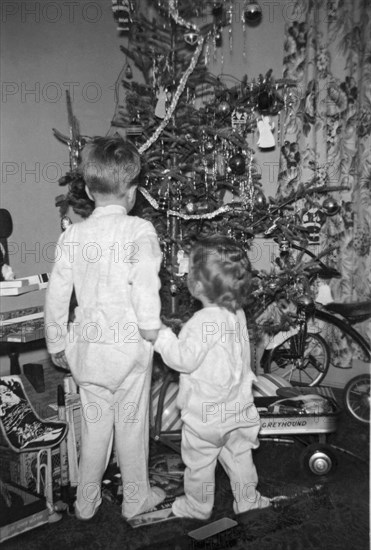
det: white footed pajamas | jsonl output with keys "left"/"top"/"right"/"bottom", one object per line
{"left": 45, "top": 205, "right": 163, "bottom": 519}
{"left": 76, "top": 366, "right": 161, "bottom": 519}
{"left": 155, "top": 307, "right": 270, "bottom": 519}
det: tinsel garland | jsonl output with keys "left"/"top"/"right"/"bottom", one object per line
{"left": 167, "top": 0, "right": 198, "bottom": 31}
{"left": 138, "top": 1, "right": 204, "bottom": 153}
{"left": 139, "top": 186, "right": 236, "bottom": 219}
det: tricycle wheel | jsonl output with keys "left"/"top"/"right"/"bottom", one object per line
{"left": 343, "top": 374, "right": 370, "bottom": 425}
{"left": 300, "top": 443, "right": 337, "bottom": 476}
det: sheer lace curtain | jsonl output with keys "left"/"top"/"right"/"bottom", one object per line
{"left": 277, "top": 0, "right": 371, "bottom": 368}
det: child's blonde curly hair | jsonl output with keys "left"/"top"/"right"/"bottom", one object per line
{"left": 189, "top": 235, "right": 252, "bottom": 313}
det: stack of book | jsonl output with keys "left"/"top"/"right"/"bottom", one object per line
{"left": 0, "top": 274, "right": 50, "bottom": 297}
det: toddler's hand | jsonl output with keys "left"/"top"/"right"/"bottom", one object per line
{"left": 51, "top": 351, "right": 70, "bottom": 371}
{"left": 139, "top": 328, "right": 159, "bottom": 344}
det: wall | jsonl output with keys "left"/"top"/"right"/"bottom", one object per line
{"left": 0, "top": 0, "right": 127, "bottom": 371}
{"left": 0, "top": 1, "right": 290, "bottom": 373}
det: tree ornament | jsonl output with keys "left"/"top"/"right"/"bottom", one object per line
{"left": 267, "top": 277, "right": 278, "bottom": 290}
{"left": 322, "top": 197, "right": 340, "bottom": 216}
{"left": 215, "top": 27, "right": 223, "bottom": 47}
{"left": 185, "top": 202, "right": 196, "bottom": 214}
{"left": 257, "top": 116, "right": 275, "bottom": 148}
{"left": 254, "top": 191, "right": 266, "bottom": 208}
{"left": 229, "top": 153, "right": 245, "bottom": 175}
{"left": 204, "top": 139, "right": 214, "bottom": 152}
{"left": 124, "top": 63, "right": 133, "bottom": 79}
{"left": 155, "top": 87, "right": 168, "bottom": 119}
{"left": 296, "top": 293, "right": 315, "bottom": 316}
{"left": 170, "top": 281, "right": 178, "bottom": 295}
{"left": 217, "top": 100, "right": 230, "bottom": 115}
{"left": 176, "top": 249, "right": 189, "bottom": 276}
{"left": 300, "top": 207, "right": 326, "bottom": 245}
{"left": 243, "top": 0, "right": 262, "bottom": 24}
{"left": 279, "top": 237, "right": 290, "bottom": 256}
{"left": 184, "top": 31, "right": 199, "bottom": 46}
{"left": 112, "top": 0, "right": 133, "bottom": 33}
{"left": 257, "top": 90, "right": 273, "bottom": 112}
{"left": 231, "top": 109, "right": 248, "bottom": 131}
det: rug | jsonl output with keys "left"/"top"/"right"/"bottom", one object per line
{"left": 1, "top": 397, "right": 369, "bottom": 550}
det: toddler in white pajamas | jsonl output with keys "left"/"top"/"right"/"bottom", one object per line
{"left": 155, "top": 235, "right": 270, "bottom": 520}
{"left": 45, "top": 136, "right": 165, "bottom": 520}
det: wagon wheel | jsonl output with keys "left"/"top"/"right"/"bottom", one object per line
{"left": 300, "top": 443, "right": 337, "bottom": 476}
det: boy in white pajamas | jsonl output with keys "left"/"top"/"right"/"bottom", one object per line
{"left": 155, "top": 235, "right": 270, "bottom": 520}
{"left": 45, "top": 136, "right": 165, "bottom": 520}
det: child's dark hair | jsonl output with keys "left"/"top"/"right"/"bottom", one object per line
{"left": 190, "top": 235, "right": 252, "bottom": 312}
{"left": 80, "top": 136, "right": 140, "bottom": 196}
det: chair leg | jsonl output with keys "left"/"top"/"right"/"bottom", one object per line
{"left": 36, "top": 449, "right": 62, "bottom": 523}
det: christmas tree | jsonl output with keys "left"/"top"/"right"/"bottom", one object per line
{"left": 55, "top": 0, "right": 346, "bottom": 331}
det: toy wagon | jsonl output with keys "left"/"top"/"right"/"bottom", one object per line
{"left": 150, "top": 372, "right": 340, "bottom": 476}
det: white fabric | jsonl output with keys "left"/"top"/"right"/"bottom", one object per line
{"left": 75, "top": 371, "right": 165, "bottom": 519}
{"left": 155, "top": 307, "right": 269, "bottom": 519}
{"left": 45, "top": 205, "right": 162, "bottom": 392}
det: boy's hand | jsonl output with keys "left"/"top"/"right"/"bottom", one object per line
{"left": 139, "top": 328, "right": 159, "bottom": 344}
{"left": 51, "top": 351, "right": 70, "bottom": 371}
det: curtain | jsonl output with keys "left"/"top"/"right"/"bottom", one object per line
{"left": 277, "top": 0, "right": 371, "bottom": 368}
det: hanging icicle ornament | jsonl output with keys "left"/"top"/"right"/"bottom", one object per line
{"left": 214, "top": 25, "right": 222, "bottom": 47}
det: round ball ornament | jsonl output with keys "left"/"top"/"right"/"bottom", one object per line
{"left": 243, "top": 1, "right": 262, "bottom": 23}
{"left": 322, "top": 197, "right": 340, "bottom": 216}
{"left": 217, "top": 100, "right": 230, "bottom": 115}
{"left": 229, "top": 153, "right": 246, "bottom": 175}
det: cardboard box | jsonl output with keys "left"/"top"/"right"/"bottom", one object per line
{"left": 0, "top": 481, "right": 48, "bottom": 543}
